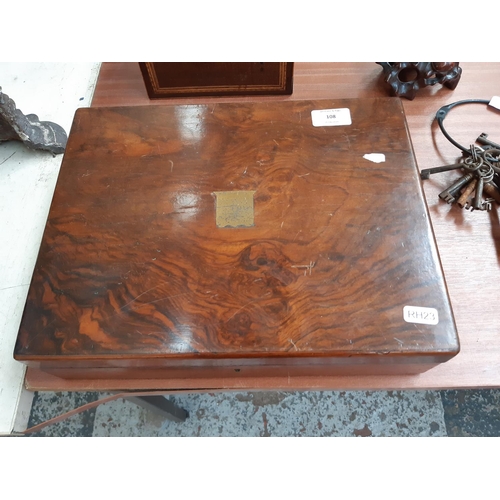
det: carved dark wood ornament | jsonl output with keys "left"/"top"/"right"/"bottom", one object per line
{"left": 377, "top": 63, "right": 462, "bottom": 100}
{"left": 0, "top": 87, "right": 67, "bottom": 154}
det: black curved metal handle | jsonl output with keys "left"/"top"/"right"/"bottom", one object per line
{"left": 435, "top": 99, "right": 490, "bottom": 154}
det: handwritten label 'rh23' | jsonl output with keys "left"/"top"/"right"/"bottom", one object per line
{"left": 403, "top": 306, "right": 439, "bottom": 325}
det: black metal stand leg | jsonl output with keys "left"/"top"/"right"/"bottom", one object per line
{"left": 124, "top": 395, "right": 188, "bottom": 422}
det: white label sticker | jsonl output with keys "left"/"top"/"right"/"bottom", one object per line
{"left": 363, "top": 153, "right": 386, "bottom": 163}
{"left": 403, "top": 306, "right": 439, "bottom": 325}
{"left": 311, "top": 108, "right": 351, "bottom": 127}
{"left": 489, "top": 96, "right": 500, "bottom": 110}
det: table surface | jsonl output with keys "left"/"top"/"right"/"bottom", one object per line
{"left": 25, "top": 62, "right": 500, "bottom": 392}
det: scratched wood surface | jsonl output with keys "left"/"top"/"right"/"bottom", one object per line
{"left": 24, "top": 62, "right": 500, "bottom": 390}
{"left": 15, "top": 97, "right": 459, "bottom": 379}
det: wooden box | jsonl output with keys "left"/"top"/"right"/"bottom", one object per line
{"left": 14, "top": 98, "right": 460, "bottom": 381}
{"left": 139, "top": 62, "right": 293, "bottom": 98}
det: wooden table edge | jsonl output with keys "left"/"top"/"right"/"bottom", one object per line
{"left": 25, "top": 366, "right": 487, "bottom": 393}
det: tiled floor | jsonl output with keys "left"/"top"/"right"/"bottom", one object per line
{"left": 25, "top": 389, "right": 500, "bottom": 437}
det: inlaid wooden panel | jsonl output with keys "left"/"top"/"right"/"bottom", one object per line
{"left": 15, "top": 98, "right": 459, "bottom": 379}
{"left": 139, "top": 62, "right": 294, "bottom": 98}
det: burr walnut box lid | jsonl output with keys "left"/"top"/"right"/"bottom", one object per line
{"left": 14, "top": 98, "right": 460, "bottom": 379}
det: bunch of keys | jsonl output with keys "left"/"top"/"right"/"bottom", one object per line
{"left": 420, "top": 144, "right": 500, "bottom": 211}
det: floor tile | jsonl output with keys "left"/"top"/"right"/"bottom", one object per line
{"left": 441, "top": 389, "right": 500, "bottom": 437}
{"left": 26, "top": 391, "right": 99, "bottom": 437}
{"left": 92, "top": 390, "right": 446, "bottom": 437}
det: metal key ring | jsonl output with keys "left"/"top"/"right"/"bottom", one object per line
{"left": 435, "top": 99, "right": 491, "bottom": 154}
{"left": 481, "top": 148, "right": 500, "bottom": 173}
{"left": 463, "top": 156, "right": 483, "bottom": 171}
{"left": 478, "top": 164, "right": 495, "bottom": 183}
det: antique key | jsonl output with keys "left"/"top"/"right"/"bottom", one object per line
{"left": 477, "top": 133, "right": 500, "bottom": 150}
{"left": 438, "top": 172, "right": 475, "bottom": 204}
{"left": 420, "top": 154, "right": 482, "bottom": 180}
{"left": 483, "top": 182, "right": 500, "bottom": 204}
{"left": 470, "top": 163, "right": 495, "bottom": 211}
{"left": 457, "top": 178, "right": 477, "bottom": 208}
{"left": 422, "top": 143, "right": 500, "bottom": 211}
{"left": 473, "top": 174, "right": 485, "bottom": 210}
{"left": 420, "top": 161, "right": 465, "bottom": 180}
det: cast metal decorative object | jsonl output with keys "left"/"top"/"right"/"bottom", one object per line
{"left": 0, "top": 86, "right": 67, "bottom": 154}
{"left": 377, "top": 63, "right": 462, "bottom": 100}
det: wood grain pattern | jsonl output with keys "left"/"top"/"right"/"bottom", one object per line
{"left": 15, "top": 97, "right": 458, "bottom": 379}
{"left": 91, "top": 62, "right": 385, "bottom": 108}
{"left": 22, "top": 62, "right": 500, "bottom": 390}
